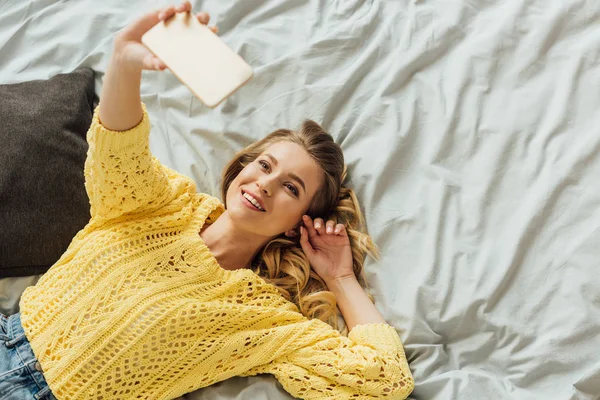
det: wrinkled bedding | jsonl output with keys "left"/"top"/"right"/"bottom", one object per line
{"left": 1, "top": 0, "right": 599, "bottom": 399}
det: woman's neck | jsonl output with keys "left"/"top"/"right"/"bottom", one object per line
{"left": 199, "top": 211, "right": 268, "bottom": 271}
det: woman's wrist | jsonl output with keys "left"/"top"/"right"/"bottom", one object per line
{"left": 326, "top": 275, "right": 358, "bottom": 295}
{"left": 110, "top": 41, "right": 143, "bottom": 73}
{"left": 327, "top": 276, "right": 387, "bottom": 332}
{"left": 98, "top": 47, "right": 144, "bottom": 131}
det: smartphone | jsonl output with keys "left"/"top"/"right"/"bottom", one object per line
{"left": 141, "top": 11, "right": 253, "bottom": 108}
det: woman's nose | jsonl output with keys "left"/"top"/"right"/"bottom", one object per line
{"left": 256, "top": 181, "right": 270, "bottom": 196}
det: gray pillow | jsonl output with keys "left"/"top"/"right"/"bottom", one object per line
{"left": 0, "top": 67, "right": 98, "bottom": 278}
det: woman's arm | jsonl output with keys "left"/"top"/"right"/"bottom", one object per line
{"left": 328, "top": 276, "right": 387, "bottom": 332}
{"left": 97, "top": 4, "right": 168, "bottom": 132}
{"left": 98, "top": 50, "right": 144, "bottom": 132}
{"left": 297, "top": 215, "right": 391, "bottom": 331}
{"left": 84, "top": 3, "right": 218, "bottom": 222}
{"left": 98, "top": 1, "right": 217, "bottom": 131}
{"left": 239, "top": 316, "right": 414, "bottom": 399}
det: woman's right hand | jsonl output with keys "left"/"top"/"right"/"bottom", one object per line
{"left": 113, "top": 1, "right": 218, "bottom": 71}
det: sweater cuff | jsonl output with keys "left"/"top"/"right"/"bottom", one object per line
{"left": 348, "top": 323, "right": 405, "bottom": 356}
{"left": 88, "top": 102, "right": 151, "bottom": 153}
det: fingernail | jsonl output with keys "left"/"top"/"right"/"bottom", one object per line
{"left": 315, "top": 222, "right": 321, "bottom": 229}
{"left": 158, "top": 12, "right": 164, "bottom": 19}
{"left": 300, "top": 227, "right": 304, "bottom": 235}
{"left": 303, "top": 215, "right": 308, "bottom": 220}
{"left": 327, "top": 227, "right": 332, "bottom": 233}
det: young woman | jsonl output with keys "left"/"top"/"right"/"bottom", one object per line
{"left": 0, "top": 2, "right": 414, "bottom": 399}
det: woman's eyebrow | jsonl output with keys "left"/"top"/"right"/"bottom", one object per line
{"left": 264, "top": 153, "right": 306, "bottom": 194}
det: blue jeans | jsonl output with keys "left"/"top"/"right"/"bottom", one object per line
{"left": 0, "top": 312, "right": 57, "bottom": 400}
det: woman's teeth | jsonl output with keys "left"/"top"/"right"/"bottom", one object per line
{"left": 243, "top": 192, "right": 264, "bottom": 211}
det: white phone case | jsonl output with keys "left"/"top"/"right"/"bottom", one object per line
{"left": 141, "top": 12, "right": 253, "bottom": 108}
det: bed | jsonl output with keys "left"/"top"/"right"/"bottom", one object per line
{"left": 1, "top": 0, "right": 599, "bottom": 399}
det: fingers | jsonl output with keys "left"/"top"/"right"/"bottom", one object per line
{"left": 196, "top": 11, "right": 210, "bottom": 24}
{"left": 144, "top": 54, "right": 167, "bottom": 71}
{"left": 326, "top": 220, "right": 335, "bottom": 234}
{"left": 154, "top": 58, "right": 167, "bottom": 70}
{"left": 303, "top": 216, "right": 346, "bottom": 236}
{"left": 177, "top": 1, "right": 192, "bottom": 12}
{"left": 327, "top": 221, "right": 346, "bottom": 235}
{"left": 130, "top": 2, "right": 197, "bottom": 37}
{"left": 195, "top": 12, "right": 218, "bottom": 32}
{"left": 299, "top": 225, "right": 315, "bottom": 256}
{"left": 302, "top": 215, "right": 318, "bottom": 237}
{"left": 158, "top": 2, "right": 195, "bottom": 21}
{"left": 124, "top": 9, "right": 165, "bottom": 36}
{"left": 314, "top": 218, "right": 326, "bottom": 235}
{"left": 157, "top": 6, "right": 175, "bottom": 21}
{"left": 333, "top": 223, "right": 346, "bottom": 235}
{"left": 155, "top": 4, "right": 216, "bottom": 33}
{"left": 326, "top": 220, "right": 346, "bottom": 235}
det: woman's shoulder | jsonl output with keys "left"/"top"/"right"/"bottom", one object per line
{"left": 193, "top": 192, "right": 225, "bottom": 223}
{"left": 242, "top": 272, "right": 302, "bottom": 314}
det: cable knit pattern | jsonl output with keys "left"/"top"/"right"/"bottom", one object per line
{"left": 18, "top": 102, "right": 414, "bottom": 400}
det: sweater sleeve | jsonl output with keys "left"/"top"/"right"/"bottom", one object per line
{"left": 84, "top": 102, "right": 194, "bottom": 222}
{"left": 240, "top": 320, "right": 414, "bottom": 399}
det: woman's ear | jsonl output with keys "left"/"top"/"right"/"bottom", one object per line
{"left": 284, "top": 228, "right": 298, "bottom": 237}
{"left": 284, "top": 219, "right": 305, "bottom": 237}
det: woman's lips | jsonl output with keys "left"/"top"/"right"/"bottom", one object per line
{"left": 240, "top": 191, "right": 264, "bottom": 212}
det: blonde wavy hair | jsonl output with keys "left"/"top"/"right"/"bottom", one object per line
{"left": 221, "top": 120, "right": 380, "bottom": 336}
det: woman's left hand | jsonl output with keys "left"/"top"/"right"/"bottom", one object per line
{"left": 298, "top": 215, "right": 354, "bottom": 286}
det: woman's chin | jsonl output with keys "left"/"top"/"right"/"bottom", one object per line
{"left": 231, "top": 202, "right": 263, "bottom": 220}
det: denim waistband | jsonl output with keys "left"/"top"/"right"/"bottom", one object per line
{"left": 1, "top": 312, "right": 28, "bottom": 348}
{"left": 0, "top": 312, "right": 54, "bottom": 399}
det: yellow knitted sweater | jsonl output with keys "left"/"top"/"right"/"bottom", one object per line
{"left": 18, "top": 102, "right": 414, "bottom": 400}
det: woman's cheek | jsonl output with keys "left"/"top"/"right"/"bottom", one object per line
{"left": 272, "top": 196, "right": 292, "bottom": 216}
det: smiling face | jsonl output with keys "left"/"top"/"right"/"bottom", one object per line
{"left": 226, "top": 141, "right": 324, "bottom": 238}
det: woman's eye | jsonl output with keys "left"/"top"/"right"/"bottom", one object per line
{"left": 285, "top": 183, "right": 299, "bottom": 196}
{"left": 259, "top": 160, "right": 298, "bottom": 197}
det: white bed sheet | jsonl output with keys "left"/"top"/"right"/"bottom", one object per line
{"left": 1, "top": 0, "right": 599, "bottom": 399}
